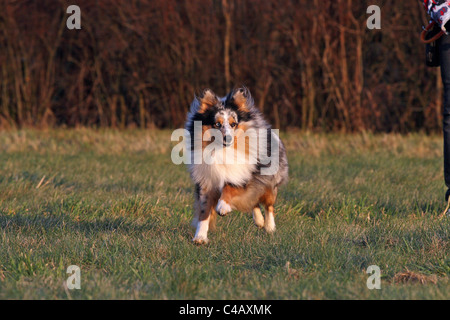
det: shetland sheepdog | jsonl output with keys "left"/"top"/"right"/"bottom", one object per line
{"left": 185, "top": 87, "right": 288, "bottom": 244}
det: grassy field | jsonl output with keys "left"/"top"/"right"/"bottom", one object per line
{"left": 0, "top": 129, "right": 448, "bottom": 299}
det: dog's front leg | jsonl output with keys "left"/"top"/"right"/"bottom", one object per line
{"left": 193, "top": 188, "right": 219, "bottom": 244}
{"left": 216, "top": 184, "right": 238, "bottom": 217}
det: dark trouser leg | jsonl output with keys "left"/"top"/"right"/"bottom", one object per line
{"left": 440, "top": 35, "right": 450, "bottom": 194}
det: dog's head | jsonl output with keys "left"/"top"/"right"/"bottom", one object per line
{"left": 195, "top": 87, "right": 253, "bottom": 147}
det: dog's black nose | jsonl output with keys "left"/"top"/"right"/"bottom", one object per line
{"left": 224, "top": 135, "right": 233, "bottom": 144}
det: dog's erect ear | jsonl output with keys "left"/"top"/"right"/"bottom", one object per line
{"left": 198, "top": 89, "right": 219, "bottom": 114}
{"left": 232, "top": 87, "right": 253, "bottom": 112}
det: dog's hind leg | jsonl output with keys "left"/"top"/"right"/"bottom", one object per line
{"left": 260, "top": 187, "right": 277, "bottom": 233}
{"left": 252, "top": 205, "right": 265, "bottom": 228}
{"left": 209, "top": 206, "right": 218, "bottom": 232}
{"left": 264, "top": 205, "right": 276, "bottom": 233}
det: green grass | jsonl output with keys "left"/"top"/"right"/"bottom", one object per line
{"left": 0, "top": 129, "right": 448, "bottom": 299}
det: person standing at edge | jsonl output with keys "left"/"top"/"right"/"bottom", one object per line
{"left": 422, "top": 0, "right": 450, "bottom": 216}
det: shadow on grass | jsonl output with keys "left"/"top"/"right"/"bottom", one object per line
{"left": 0, "top": 213, "right": 158, "bottom": 235}
{"left": 291, "top": 197, "right": 444, "bottom": 220}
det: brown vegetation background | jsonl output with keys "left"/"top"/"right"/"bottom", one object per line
{"left": 0, "top": 0, "right": 441, "bottom": 132}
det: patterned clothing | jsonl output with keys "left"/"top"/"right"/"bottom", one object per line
{"left": 423, "top": 0, "right": 450, "bottom": 31}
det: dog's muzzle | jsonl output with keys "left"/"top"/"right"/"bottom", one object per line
{"left": 223, "top": 134, "right": 233, "bottom": 147}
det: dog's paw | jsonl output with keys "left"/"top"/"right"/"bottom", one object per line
{"left": 216, "top": 199, "right": 232, "bottom": 216}
{"left": 254, "top": 217, "right": 265, "bottom": 229}
{"left": 193, "top": 235, "right": 209, "bottom": 245}
{"left": 252, "top": 208, "right": 265, "bottom": 228}
{"left": 264, "top": 223, "right": 276, "bottom": 234}
{"left": 264, "top": 219, "right": 276, "bottom": 234}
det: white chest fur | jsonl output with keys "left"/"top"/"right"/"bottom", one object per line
{"left": 189, "top": 148, "right": 256, "bottom": 191}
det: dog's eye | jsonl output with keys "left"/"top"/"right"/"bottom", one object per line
{"left": 214, "top": 122, "right": 222, "bottom": 128}
{"left": 230, "top": 123, "right": 237, "bottom": 128}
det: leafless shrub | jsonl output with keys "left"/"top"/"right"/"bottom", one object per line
{"left": 0, "top": 0, "right": 441, "bottom": 132}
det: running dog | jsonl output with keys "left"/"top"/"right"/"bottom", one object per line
{"left": 185, "top": 87, "right": 288, "bottom": 244}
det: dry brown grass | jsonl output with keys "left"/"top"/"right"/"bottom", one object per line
{"left": 0, "top": 129, "right": 443, "bottom": 160}
{"left": 393, "top": 270, "right": 439, "bottom": 285}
